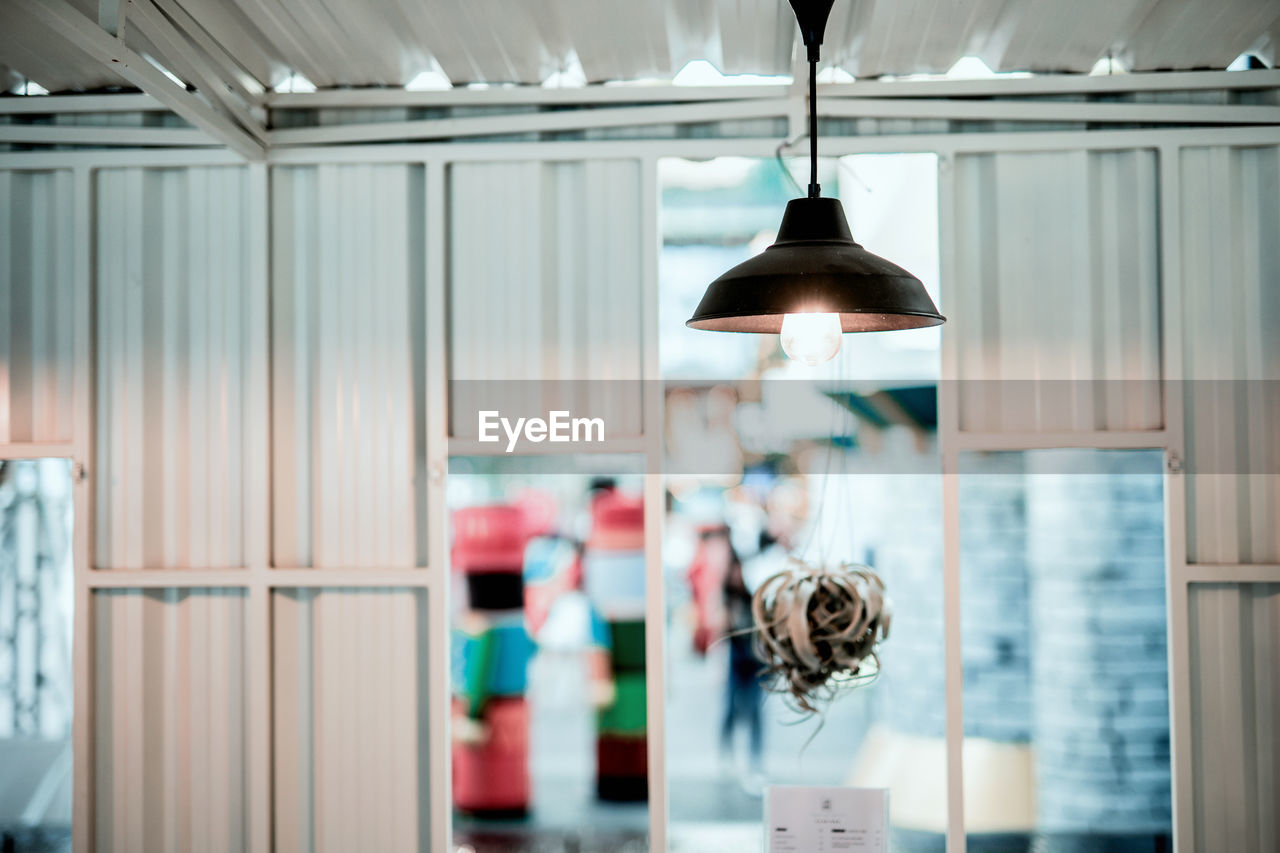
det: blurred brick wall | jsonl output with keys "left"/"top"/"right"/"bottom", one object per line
{"left": 849, "top": 442, "right": 1170, "bottom": 842}
{"left": 1025, "top": 450, "right": 1171, "bottom": 835}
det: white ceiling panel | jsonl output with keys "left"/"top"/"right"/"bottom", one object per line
{"left": 0, "top": 1, "right": 130, "bottom": 92}
{"left": 2, "top": 0, "right": 1277, "bottom": 94}
{"left": 714, "top": 0, "right": 795, "bottom": 75}
{"left": 1121, "top": 0, "right": 1280, "bottom": 71}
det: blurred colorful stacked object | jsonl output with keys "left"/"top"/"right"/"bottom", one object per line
{"left": 583, "top": 490, "right": 648, "bottom": 801}
{"left": 450, "top": 504, "right": 535, "bottom": 815}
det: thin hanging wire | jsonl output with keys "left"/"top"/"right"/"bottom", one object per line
{"left": 776, "top": 136, "right": 806, "bottom": 197}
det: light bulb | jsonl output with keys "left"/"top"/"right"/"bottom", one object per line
{"left": 780, "top": 312, "right": 842, "bottom": 365}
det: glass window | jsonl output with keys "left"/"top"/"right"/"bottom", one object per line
{"left": 661, "top": 154, "right": 947, "bottom": 851}
{"left": 448, "top": 456, "right": 650, "bottom": 851}
{"left": 959, "top": 449, "right": 1171, "bottom": 851}
{"left": 0, "top": 459, "right": 74, "bottom": 853}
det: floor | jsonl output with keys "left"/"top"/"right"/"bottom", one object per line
{"left": 455, "top": 616, "right": 886, "bottom": 851}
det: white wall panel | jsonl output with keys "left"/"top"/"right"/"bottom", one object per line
{"left": 951, "top": 149, "right": 1162, "bottom": 433}
{"left": 1188, "top": 583, "right": 1280, "bottom": 853}
{"left": 0, "top": 169, "right": 75, "bottom": 444}
{"left": 449, "top": 159, "right": 645, "bottom": 438}
{"left": 94, "top": 588, "right": 248, "bottom": 853}
{"left": 95, "top": 166, "right": 266, "bottom": 569}
{"left": 271, "top": 164, "right": 426, "bottom": 568}
{"left": 272, "top": 588, "right": 428, "bottom": 853}
{"left": 1179, "top": 145, "right": 1280, "bottom": 565}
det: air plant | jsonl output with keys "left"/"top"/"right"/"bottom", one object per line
{"left": 750, "top": 559, "right": 891, "bottom": 715}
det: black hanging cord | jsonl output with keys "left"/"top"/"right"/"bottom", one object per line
{"left": 790, "top": 0, "right": 833, "bottom": 197}
{"left": 807, "top": 56, "right": 819, "bottom": 198}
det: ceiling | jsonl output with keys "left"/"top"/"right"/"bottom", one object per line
{"left": 2, "top": 0, "right": 1279, "bottom": 94}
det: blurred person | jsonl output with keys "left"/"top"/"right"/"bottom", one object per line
{"left": 450, "top": 505, "right": 535, "bottom": 816}
{"left": 685, "top": 523, "right": 732, "bottom": 656}
{"left": 719, "top": 534, "right": 767, "bottom": 794}
{"left": 582, "top": 487, "right": 649, "bottom": 802}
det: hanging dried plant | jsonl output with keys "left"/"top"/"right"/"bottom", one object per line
{"left": 750, "top": 559, "right": 891, "bottom": 715}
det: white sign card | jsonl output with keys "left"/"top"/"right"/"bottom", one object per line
{"left": 764, "top": 786, "right": 889, "bottom": 853}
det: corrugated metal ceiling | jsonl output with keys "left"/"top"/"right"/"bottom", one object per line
{"left": 1, "top": 0, "right": 1278, "bottom": 93}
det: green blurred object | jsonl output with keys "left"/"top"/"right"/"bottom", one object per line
{"left": 608, "top": 620, "right": 646, "bottom": 673}
{"left": 598, "top": 672, "right": 647, "bottom": 735}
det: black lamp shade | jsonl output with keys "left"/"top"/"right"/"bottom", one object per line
{"left": 686, "top": 196, "right": 945, "bottom": 333}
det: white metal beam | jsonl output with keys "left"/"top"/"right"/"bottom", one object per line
{"left": 7, "top": 95, "right": 1274, "bottom": 154}
{"left": 267, "top": 95, "right": 1280, "bottom": 148}
{"left": 0, "top": 93, "right": 166, "bottom": 114}
{"left": 952, "top": 429, "right": 1169, "bottom": 451}
{"left": 267, "top": 97, "right": 792, "bottom": 146}
{"left": 824, "top": 68, "right": 1280, "bottom": 98}
{"left": 937, "top": 149, "right": 967, "bottom": 853}
{"left": 244, "top": 161, "right": 271, "bottom": 853}
{"left": 148, "top": 0, "right": 265, "bottom": 104}
{"left": 263, "top": 68, "right": 1280, "bottom": 110}
{"left": 1157, "top": 141, "right": 1195, "bottom": 853}
{"left": 97, "top": 0, "right": 124, "bottom": 38}
{"left": 4, "top": 69, "right": 1276, "bottom": 153}
{"left": 0, "top": 442, "right": 75, "bottom": 459}
{"left": 124, "top": 0, "right": 268, "bottom": 144}
{"left": 266, "top": 83, "right": 787, "bottom": 109}
{"left": 9, "top": 0, "right": 264, "bottom": 159}
{"left": 640, "top": 154, "right": 669, "bottom": 853}
{"left": 83, "top": 568, "right": 436, "bottom": 588}
{"left": 3, "top": 124, "right": 1280, "bottom": 171}
{"left": 0, "top": 124, "right": 212, "bottom": 146}
{"left": 69, "top": 164, "right": 92, "bottom": 853}
{"left": 819, "top": 97, "right": 1280, "bottom": 126}
{"left": 424, "top": 159, "right": 451, "bottom": 853}
{"left": 1176, "top": 563, "right": 1280, "bottom": 584}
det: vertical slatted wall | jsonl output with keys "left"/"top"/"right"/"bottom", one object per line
{"left": 448, "top": 159, "right": 645, "bottom": 438}
{"left": 94, "top": 166, "right": 267, "bottom": 570}
{"left": 271, "top": 164, "right": 427, "bottom": 568}
{"left": 1179, "top": 145, "right": 1280, "bottom": 566}
{"left": 1187, "top": 583, "right": 1280, "bottom": 853}
{"left": 93, "top": 589, "right": 247, "bottom": 853}
{"left": 0, "top": 142, "right": 1271, "bottom": 852}
{"left": 1178, "top": 144, "right": 1280, "bottom": 852}
{"left": 951, "top": 149, "right": 1162, "bottom": 432}
{"left": 0, "top": 169, "right": 75, "bottom": 444}
{"left": 272, "top": 588, "right": 429, "bottom": 853}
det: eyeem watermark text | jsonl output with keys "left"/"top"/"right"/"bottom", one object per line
{"left": 478, "top": 410, "right": 605, "bottom": 453}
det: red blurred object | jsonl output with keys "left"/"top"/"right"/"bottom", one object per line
{"left": 452, "top": 697, "right": 530, "bottom": 814}
{"left": 588, "top": 492, "right": 644, "bottom": 551}
{"left": 597, "top": 734, "right": 648, "bottom": 801}
{"left": 686, "top": 525, "right": 731, "bottom": 655}
{"left": 597, "top": 734, "right": 647, "bottom": 777}
{"left": 514, "top": 488, "right": 559, "bottom": 539}
{"left": 452, "top": 505, "right": 527, "bottom": 573}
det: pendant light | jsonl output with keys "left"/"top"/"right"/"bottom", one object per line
{"left": 686, "top": 0, "right": 945, "bottom": 365}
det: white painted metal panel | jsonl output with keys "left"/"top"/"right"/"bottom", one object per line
{"left": 560, "top": 0, "right": 674, "bottom": 82}
{"left": 825, "top": 0, "right": 1006, "bottom": 78}
{"left": 0, "top": 1, "right": 131, "bottom": 92}
{"left": 1122, "top": 0, "right": 1280, "bottom": 73}
{"left": 271, "top": 164, "right": 426, "bottom": 568}
{"left": 0, "top": 170, "right": 75, "bottom": 445}
{"left": 713, "top": 0, "right": 794, "bottom": 76}
{"left": 93, "top": 588, "right": 248, "bottom": 853}
{"left": 272, "top": 588, "right": 429, "bottom": 853}
{"left": 1179, "top": 145, "right": 1280, "bottom": 566}
{"left": 4, "top": 0, "right": 1280, "bottom": 92}
{"left": 448, "top": 159, "right": 645, "bottom": 438}
{"left": 1187, "top": 582, "right": 1280, "bottom": 853}
{"left": 951, "top": 149, "right": 1162, "bottom": 433}
{"left": 94, "top": 166, "right": 266, "bottom": 569}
